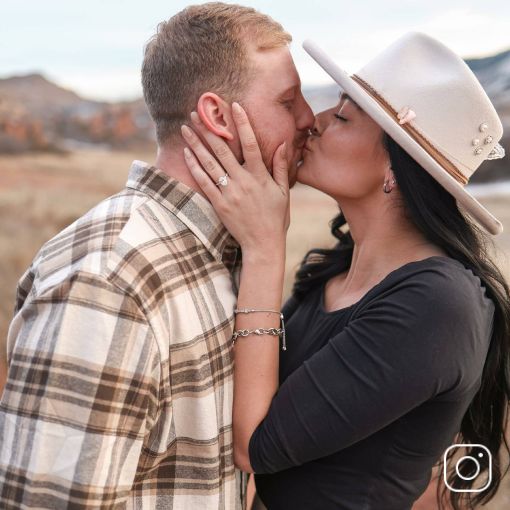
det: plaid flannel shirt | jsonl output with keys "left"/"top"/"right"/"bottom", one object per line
{"left": 0, "top": 160, "right": 248, "bottom": 509}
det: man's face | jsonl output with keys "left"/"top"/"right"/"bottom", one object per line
{"left": 240, "top": 45, "right": 314, "bottom": 188}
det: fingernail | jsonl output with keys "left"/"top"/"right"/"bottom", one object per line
{"left": 190, "top": 111, "right": 201, "bottom": 125}
{"left": 183, "top": 147, "right": 191, "bottom": 159}
{"left": 232, "top": 102, "right": 242, "bottom": 113}
{"left": 181, "top": 125, "right": 193, "bottom": 138}
{"left": 281, "top": 142, "right": 287, "bottom": 158}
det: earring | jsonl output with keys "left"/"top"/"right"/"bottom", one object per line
{"left": 383, "top": 181, "right": 392, "bottom": 194}
{"left": 387, "top": 165, "right": 396, "bottom": 186}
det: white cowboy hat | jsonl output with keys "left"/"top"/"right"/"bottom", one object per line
{"left": 303, "top": 32, "right": 505, "bottom": 236}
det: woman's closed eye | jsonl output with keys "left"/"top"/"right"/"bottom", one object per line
{"left": 334, "top": 113, "right": 348, "bottom": 122}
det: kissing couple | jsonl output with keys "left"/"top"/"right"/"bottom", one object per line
{"left": 1, "top": 3, "right": 509, "bottom": 510}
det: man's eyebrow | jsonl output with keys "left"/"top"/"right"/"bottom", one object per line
{"left": 278, "top": 84, "right": 299, "bottom": 97}
{"left": 339, "top": 91, "right": 361, "bottom": 110}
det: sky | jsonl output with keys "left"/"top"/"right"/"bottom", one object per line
{"left": 2, "top": 0, "right": 510, "bottom": 102}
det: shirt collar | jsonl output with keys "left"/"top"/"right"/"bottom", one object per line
{"left": 126, "top": 160, "right": 239, "bottom": 263}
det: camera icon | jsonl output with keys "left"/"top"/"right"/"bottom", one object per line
{"left": 443, "top": 444, "right": 492, "bottom": 493}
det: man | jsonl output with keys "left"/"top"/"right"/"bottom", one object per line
{"left": 0, "top": 3, "right": 313, "bottom": 509}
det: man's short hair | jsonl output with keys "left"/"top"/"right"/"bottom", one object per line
{"left": 142, "top": 2, "right": 292, "bottom": 145}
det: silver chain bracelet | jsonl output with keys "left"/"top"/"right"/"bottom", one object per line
{"left": 232, "top": 327, "right": 283, "bottom": 342}
{"left": 233, "top": 308, "right": 287, "bottom": 351}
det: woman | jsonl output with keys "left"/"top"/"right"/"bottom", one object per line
{"left": 181, "top": 33, "right": 510, "bottom": 510}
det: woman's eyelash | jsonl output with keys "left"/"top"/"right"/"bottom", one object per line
{"left": 334, "top": 113, "right": 347, "bottom": 121}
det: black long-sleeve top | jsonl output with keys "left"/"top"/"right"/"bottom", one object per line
{"left": 249, "top": 256, "right": 495, "bottom": 509}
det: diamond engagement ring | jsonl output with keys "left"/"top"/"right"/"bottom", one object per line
{"left": 215, "top": 174, "right": 229, "bottom": 187}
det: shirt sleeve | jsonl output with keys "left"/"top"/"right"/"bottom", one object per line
{"left": 0, "top": 272, "right": 161, "bottom": 509}
{"left": 249, "top": 273, "right": 474, "bottom": 474}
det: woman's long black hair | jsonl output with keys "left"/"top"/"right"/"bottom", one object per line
{"left": 292, "top": 133, "right": 510, "bottom": 510}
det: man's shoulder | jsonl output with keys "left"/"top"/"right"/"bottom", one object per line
{"left": 34, "top": 188, "right": 141, "bottom": 274}
{"left": 27, "top": 187, "right": 197, "bottom": 299}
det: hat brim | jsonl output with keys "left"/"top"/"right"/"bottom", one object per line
{"left": 303, "top": 39, "right": 503, "bottom": 236}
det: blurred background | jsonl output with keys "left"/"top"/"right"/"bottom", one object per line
{"left": 1, "top": 1, "right": 509, "bottom": 508}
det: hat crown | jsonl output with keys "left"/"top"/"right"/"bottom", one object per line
{"left": 356, "top": 32, "right": 503, "bottom": 180}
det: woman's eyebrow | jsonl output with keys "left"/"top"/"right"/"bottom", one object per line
{"left": 339, "top": 91, "right": 361, "bottom": 110}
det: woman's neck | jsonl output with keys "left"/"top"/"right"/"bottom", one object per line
{"left": 339, "top": 200, "right": 448, "bottom": 293}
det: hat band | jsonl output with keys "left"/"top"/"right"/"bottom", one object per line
{"left": 352, "top": 74, "right": 469, "bottom": 186}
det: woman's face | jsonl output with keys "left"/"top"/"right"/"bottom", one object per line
{"left": 297, "top": 93, "right": 390, "bottom": 201}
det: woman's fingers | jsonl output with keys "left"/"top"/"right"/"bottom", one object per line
{"left": 231, "top": 102, "right": 265, "bottom": 174}
{"left": 189, "top": 112, "right": 243, "bottom": 179}
{"left": 272, "top": 142, "right": 291, "bottom": 231}
{"left": 272, "top": 142, "right": 290, "bottom": 193}
{"left": 181, "top": 124, "right": 228, "bottom": 185}
{"left": 183, "top": 147, "right": 223, "bottom": 206}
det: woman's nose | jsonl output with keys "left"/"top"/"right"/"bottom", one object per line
{"left": 313, "top": 107, "right": 336, "bottom": 135}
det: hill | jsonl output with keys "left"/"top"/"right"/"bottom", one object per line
{"left": 1, "top": 46, "right": 509, "bottom": 181}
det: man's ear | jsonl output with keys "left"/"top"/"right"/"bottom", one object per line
{"left": 196, "top": 93, "right": 235, "bottom": 141}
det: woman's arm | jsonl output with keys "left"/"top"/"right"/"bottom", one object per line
{"left": 231, "top": 246, "right": 285, "bottom": 472}
{"left": 181, "top": 103, "right": 289, "bottom": 472}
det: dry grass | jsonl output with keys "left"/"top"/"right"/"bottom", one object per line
{"left": 0, "top": 150, "right": 509, "bottom": 508}
{"left": 1, "top": 149, "right": 509, "bottom": 362}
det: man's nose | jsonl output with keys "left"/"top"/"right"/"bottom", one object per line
{"left": 296, "top": 97, "right": 315, "bottom": 131}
